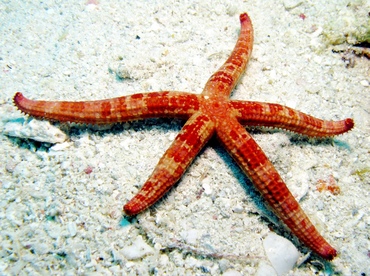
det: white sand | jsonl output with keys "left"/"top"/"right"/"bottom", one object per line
{"left": 1, "top": 0, "right": 369, "bottom": 275}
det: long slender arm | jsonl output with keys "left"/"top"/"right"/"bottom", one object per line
{"left": 13, "top": 92, "right": 200, "bottom": 124}
{"left": 124, "top": 112, "right": 215, "bottom": 215}
{"left": 202, "top": 13, "right": 254, "bottom": 98}
{"left": 230, "top": 101, "right": 354, "bottom": 137}
{"left": 216, "top": 115, "right": 337, "bottom": 260}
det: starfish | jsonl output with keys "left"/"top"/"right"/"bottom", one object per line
{"left": 13, "top": 13, "right": 353, "bottom": 260}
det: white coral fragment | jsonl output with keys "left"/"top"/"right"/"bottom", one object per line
{"left": 3, "top": 118, "right": 67, "bottom": 143}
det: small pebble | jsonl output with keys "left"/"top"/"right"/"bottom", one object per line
{"left": 263, "top": 232, "right": 299, "bottom": 276}
{"left": 67, "top": 221, "right": 77, "bottom": 237}
{"left": 121, "top": 236, "right": 154, "bottom": 260}
{"left": 360, "top": 79, "right": 369, "bottom": 87}
{"left": 283, "top": 0, "right": 303, "bottom": 10}
{"left": 4, "top": 118, "right": 67, "bottom": 143}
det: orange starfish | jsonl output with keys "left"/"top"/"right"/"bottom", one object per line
{"left": 13, "top": 13, "right": 353, "bottom": 260}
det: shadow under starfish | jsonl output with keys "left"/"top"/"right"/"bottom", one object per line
{"left": 13, "top": 13, "right": 354, "bottom": 260}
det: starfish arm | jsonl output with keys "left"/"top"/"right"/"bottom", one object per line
{"left": 202, "top": 13, "right": 253, "bottom": 98}
{"left": 13, "top": 92, "right": 200, "bottom": 124}
{"left": 124, "top": 112, "right": 215, "bottom": 216}
{"left": 230, "top": 101, "right": 354, "bottom": 137}
{"left": 216, "top": 116, "right": 337, "bottom": 260}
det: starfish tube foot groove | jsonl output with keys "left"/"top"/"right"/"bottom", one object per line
{"left": 13, "top": 13, "right": 354, "bottom": 260}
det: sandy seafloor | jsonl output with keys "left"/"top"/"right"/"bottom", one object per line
{"left": 1, "top": 0, "right": 369, "bottom": 275}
